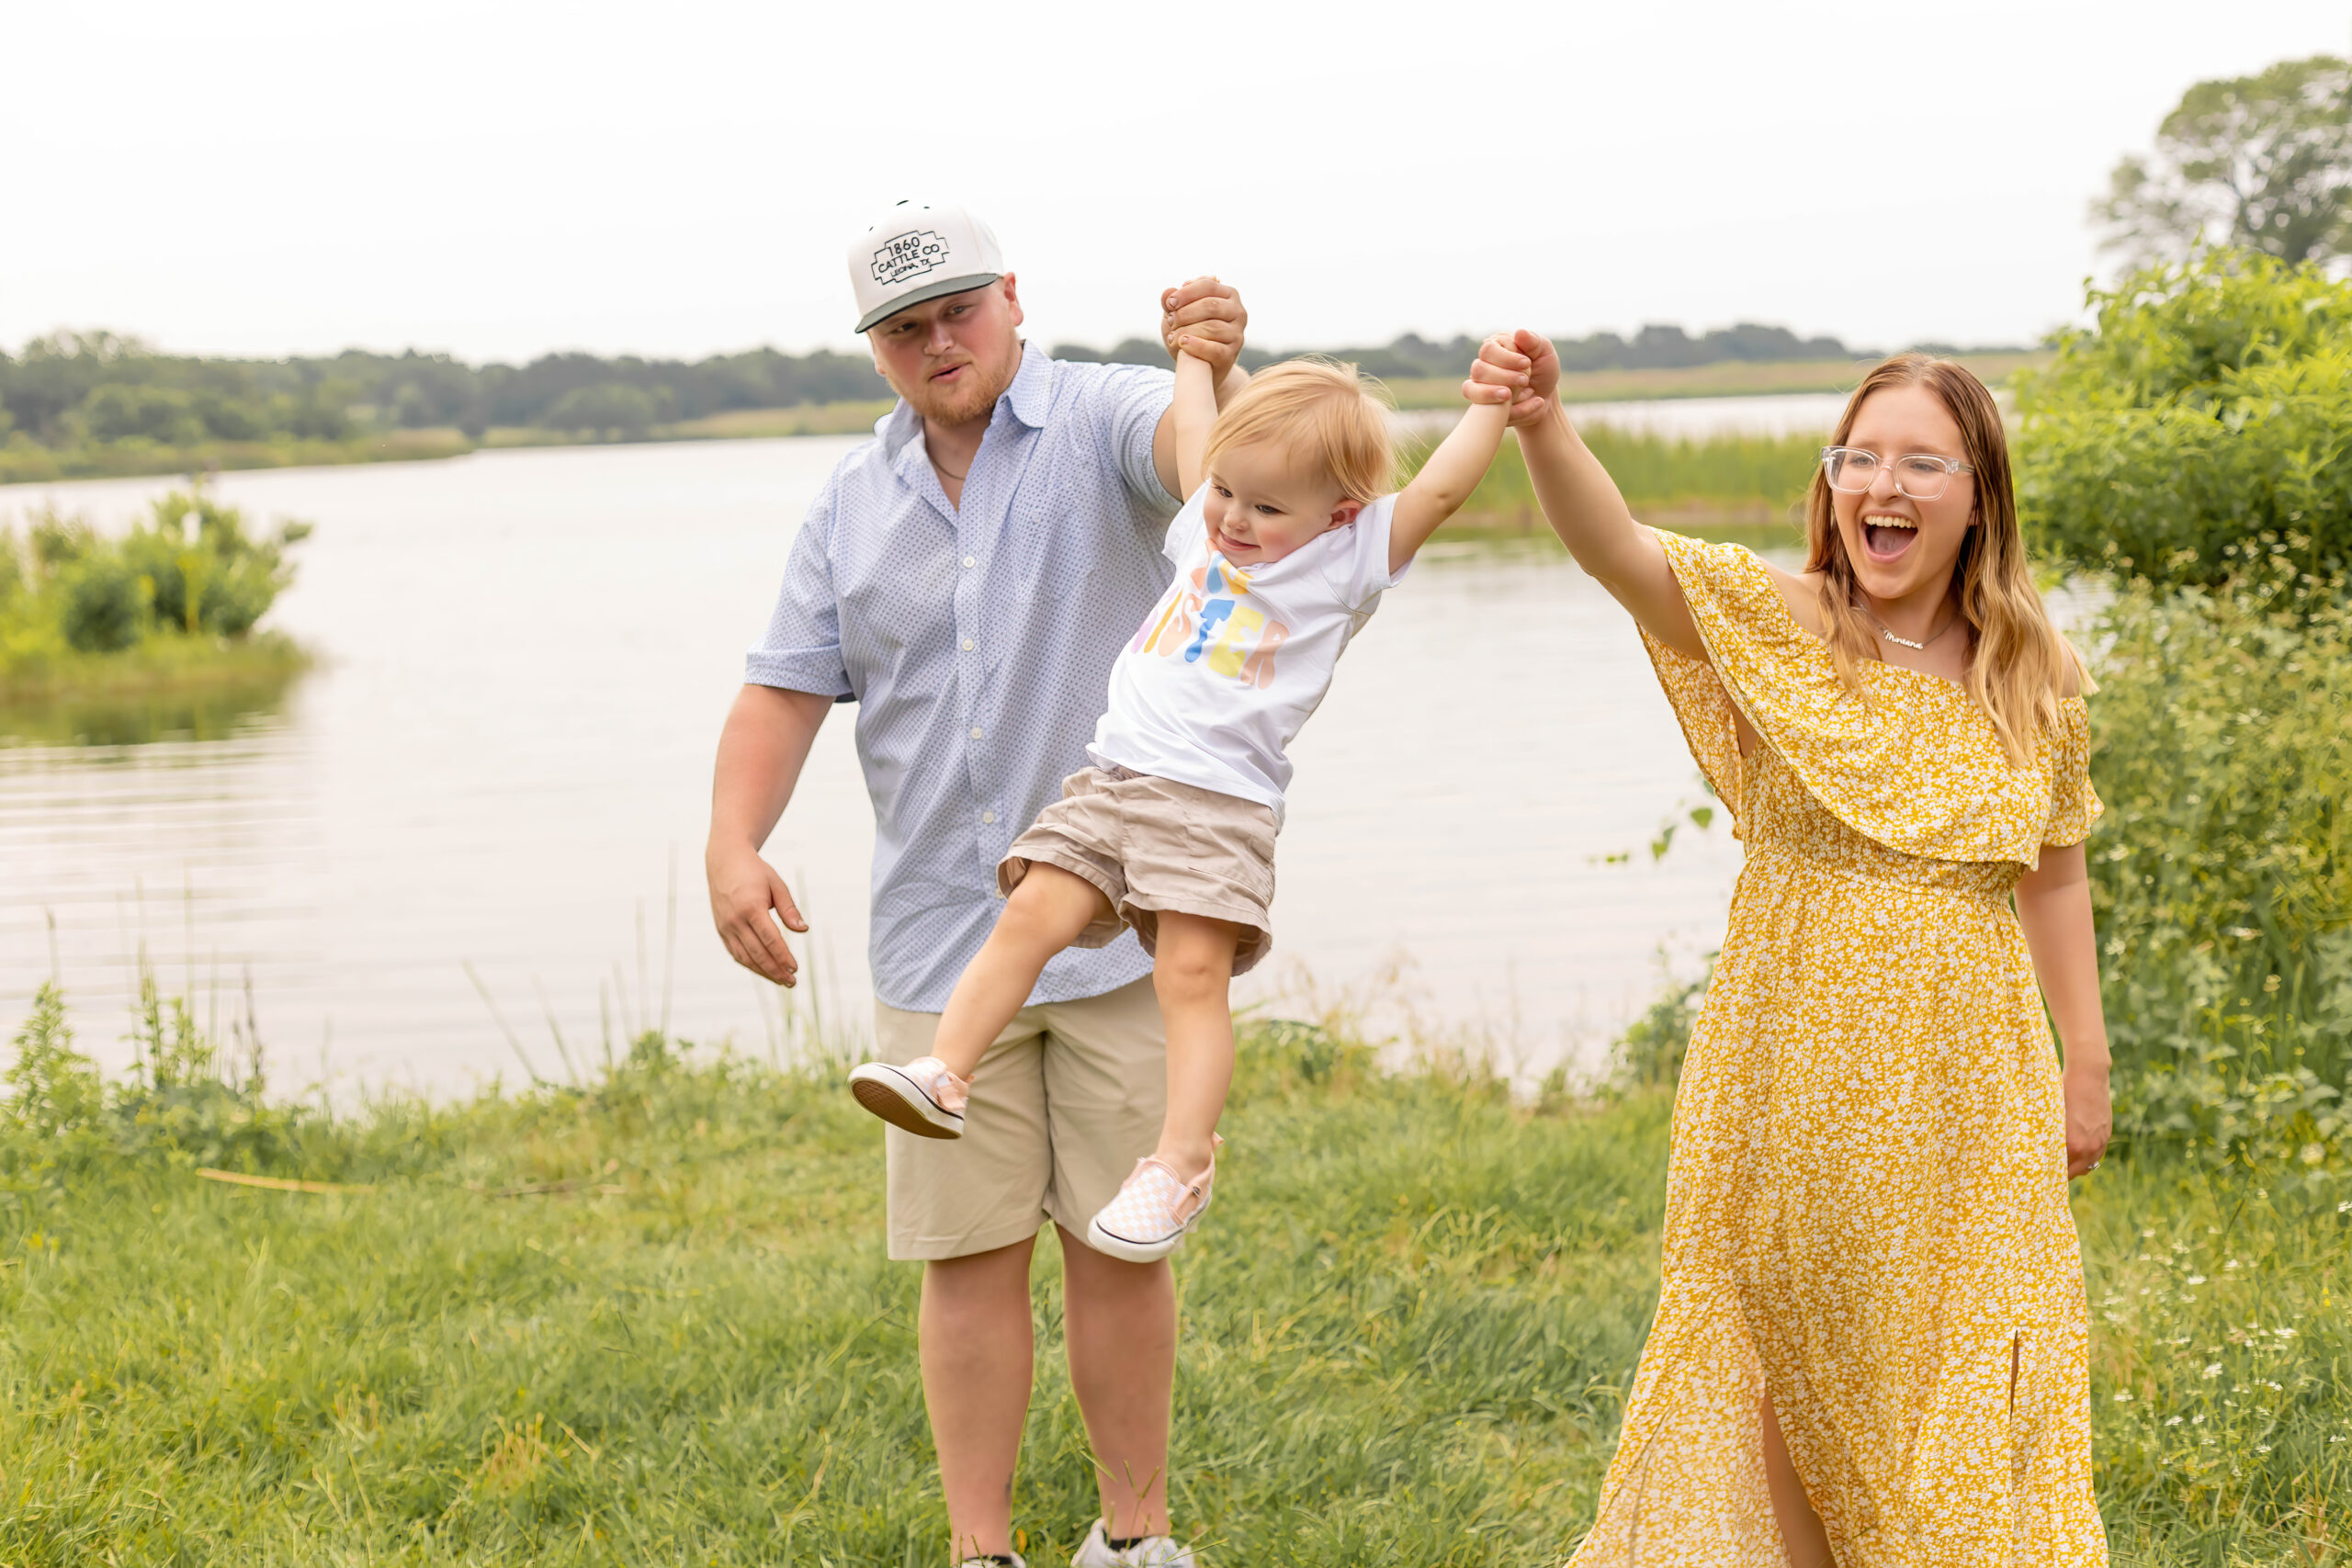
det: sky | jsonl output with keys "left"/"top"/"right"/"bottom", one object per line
{"left": 5, "top": 1, "right": 2348, "bottom": 365}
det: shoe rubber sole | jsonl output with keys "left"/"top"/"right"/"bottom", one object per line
{"left": 1084, "top": 1188, "right": 1211, "bottom": 1263}
{"left": 847, "top": 1063, "right": 964, "bottom": 1138}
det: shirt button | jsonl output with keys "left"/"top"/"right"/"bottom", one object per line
{"left": 962, "top": 638, "right": 975, "bottom": 651}
{"left": 981, "top": 810, "right": 997, "bottom": 825}
{"left": 962, "top": 556, "right": 977, "bottom": 570}
{"left": 970, "top": 726, "right": 984, "bottom": 739}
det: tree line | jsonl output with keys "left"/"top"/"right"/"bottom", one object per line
{"left": 0, "top": 319, "right": 1911, "bottom": 451}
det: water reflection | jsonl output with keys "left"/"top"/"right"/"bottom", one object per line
{"left": 0, "top": 668, "right": 305, "bottom": 750}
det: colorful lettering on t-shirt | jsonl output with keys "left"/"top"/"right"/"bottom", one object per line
{"left": 1238, "top": 616, "right": 1287, "bottom": 688}
{"left": 1126, "top": 552, "right": 1286, "bottom": 682}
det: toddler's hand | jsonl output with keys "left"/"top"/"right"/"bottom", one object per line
{"left": 1465, "top": 329, "right": 1559, "bottom": 428}
{"left": 1162, "top": 276, "right": 1247, "bottom": 376}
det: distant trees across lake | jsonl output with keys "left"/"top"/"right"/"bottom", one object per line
{"left": 1057, "top": 321, "right": 1899, "bottom": 379}
{"left": 0, "top": 332, "right": 884, "bottom": 449}
{"left": 0, "top": 322, "right": 2030, "bottom": 462}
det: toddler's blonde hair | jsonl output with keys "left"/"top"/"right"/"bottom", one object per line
{"left": 1202, "top": 357, "right": 1396, "bottom": 504}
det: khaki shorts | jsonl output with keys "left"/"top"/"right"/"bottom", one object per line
{"left": 1001, "top": 767, "right": 1277, "bottom": 976}
{"left": 876, "top": 976, "right": 1167, "bottom": 1260}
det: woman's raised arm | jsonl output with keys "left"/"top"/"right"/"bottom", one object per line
{"left": 1469, "top": 330, "right": 1706, "bottom": 661}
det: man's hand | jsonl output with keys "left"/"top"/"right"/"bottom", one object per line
{"left": 1161, "top": 276, "right": 1247, "bottom": 381}
{"left": 707, "top": 843, "right": 808, "bottom": 987}
{"left": 1467, "top": 328, "right": 1560, "bottom": 428}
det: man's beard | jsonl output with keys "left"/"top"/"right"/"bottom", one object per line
{"left": 898, "top": 349, "right": 1019, "bottom": 427}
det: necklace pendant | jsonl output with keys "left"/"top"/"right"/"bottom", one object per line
{"left": 1878, "top": 626, "right": 1926, "bottom": 650}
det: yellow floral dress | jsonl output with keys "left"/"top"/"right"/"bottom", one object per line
{"left": 1567, "top": 531, "right": 2107, "bottom": 1567}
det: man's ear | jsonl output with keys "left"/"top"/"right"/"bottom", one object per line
{"left": 1326, "top": 499, "right": 1365, "bottom": 532}
{"left": 999, "top": 272, "right": 1023, "bottom": 330}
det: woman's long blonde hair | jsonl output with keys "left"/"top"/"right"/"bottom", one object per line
{"left": 1804, "top": 354, "right": 2078, "bottom": 767}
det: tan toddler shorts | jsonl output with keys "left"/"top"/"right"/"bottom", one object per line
{"left": 1001, "top": 766, "right": 1277, "bottom": 975}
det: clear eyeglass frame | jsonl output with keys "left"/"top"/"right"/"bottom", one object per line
{"left": 1818, "top": 446, "right": 1975, "bottom": 502}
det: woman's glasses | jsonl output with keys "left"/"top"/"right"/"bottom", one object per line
{"left": 1819, "top": 446, "right": 1974, "bottom": 502}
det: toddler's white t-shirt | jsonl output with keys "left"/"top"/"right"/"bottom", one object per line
{"left": 1088, "top": 486, "right": 1408, "bottom": 824}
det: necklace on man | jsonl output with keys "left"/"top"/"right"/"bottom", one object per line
{"left": 1863, "top": 599, "right": 1961, "bottom": 651}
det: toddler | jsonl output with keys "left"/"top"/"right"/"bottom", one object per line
{"left": 849, "top": 339, "right": 1510, "bottom": 1260}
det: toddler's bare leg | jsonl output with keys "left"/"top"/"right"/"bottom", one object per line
{"left": 933, "top": 864, "right": 1112, "bottom": 1078}
{"left": 1146, "top": 912, "right": 1240, "bottom": 1176}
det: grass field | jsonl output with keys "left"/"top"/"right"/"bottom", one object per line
{"left": 2, "top": 991, "right": 2344, "bottom": 1566}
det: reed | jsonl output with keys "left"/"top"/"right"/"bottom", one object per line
{"left": 1404, "top": 424, "right": 1823, "bottom": 536}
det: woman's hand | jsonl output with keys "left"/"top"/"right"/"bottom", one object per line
{"left": 2064, "top": 1057, "right": 2111, "bottom": 1179}
{"left": 1466, "top": 328, "right": 1559, "bottom": 426}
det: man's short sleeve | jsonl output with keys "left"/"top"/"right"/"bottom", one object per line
{"left": 1091, "top": 362, "right": 1180, "bottom": 512}
{"left": 745, "top": 476, "right": 855, "bottom": 700}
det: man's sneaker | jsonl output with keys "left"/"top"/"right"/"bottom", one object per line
{"left": 848, "top": 1055, "right": 969, "bottom": 1138}
{"left": 1083, "top": 1136, "right": 1222, "bottom": 1263}
{"left": 954, "top": 1553, "right": 1024, "bottom": 1568}
{"left": 1070, "top": 1518, "right": 1198, "bottom": 1566}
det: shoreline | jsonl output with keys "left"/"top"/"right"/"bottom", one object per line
{"left": 0, "top": 353, "right": 2047, "bottom": 492}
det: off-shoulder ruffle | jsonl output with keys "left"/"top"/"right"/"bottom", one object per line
{"left": 1638, "top": 527, "right": 2101, "bottom": 868}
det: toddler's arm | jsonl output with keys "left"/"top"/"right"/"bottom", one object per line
{"left": 1170, "top": 344, "right": 1220, "bottom": 501}
{"left": 1388, "top": 384, "right": 1513, "bottom": 575}
{"left": 1469, "top": 330, "right": 1703, "bottom": 660}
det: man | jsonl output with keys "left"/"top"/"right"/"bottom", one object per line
{"left": 707, "top": 199, "right": 1248, "bottom": 1568}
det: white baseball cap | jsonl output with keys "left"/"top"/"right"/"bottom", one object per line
{"left": 847, "top": 200, "right": 1005, "bottom": 333}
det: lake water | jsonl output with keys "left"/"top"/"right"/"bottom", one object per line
{"left": 1, "top": 436, "right": 1758, "bottom": 1094}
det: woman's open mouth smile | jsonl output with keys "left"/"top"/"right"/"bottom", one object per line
{"left": 1861, "top": 513, "right": 1918, "bottom": 563}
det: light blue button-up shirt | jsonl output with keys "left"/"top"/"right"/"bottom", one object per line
{"left": 748, "top": 344, "right": 1180, "bottom": 1011}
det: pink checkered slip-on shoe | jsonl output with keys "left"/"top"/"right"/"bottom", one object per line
{"left": 847, "top": 1055, "right": 969, "bottom": 1138}
{"left": 1084, "top": 1135, "right": 1224, "bottom": 1262}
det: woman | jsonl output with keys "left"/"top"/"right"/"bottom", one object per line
{"left": 1470, "top": 335, "right": 2112, "bottom": 1566}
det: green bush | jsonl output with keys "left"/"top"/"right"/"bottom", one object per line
{"left": 0, "top": 487, "right": 309, "bottom": 671}
{"left": 2084, "top": 558, "right": 2350, "bottom": 1167}
{"left": 53, "top": 548, "right": 148, "bottom": 651}
{"left": 2016, "top": 253, "right": 2352, "bottom": 587}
